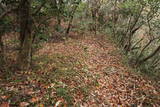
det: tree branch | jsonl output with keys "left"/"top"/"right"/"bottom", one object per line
{"left": 138, "top": 45, "right": 160, "bottom": 64}
{"left": 0, "top": 7, "right": 17, "bottom": 20}
{"left": 32, "top": 1, "right": 46, "bottom": 16}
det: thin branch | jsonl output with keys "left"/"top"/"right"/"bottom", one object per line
{"left": 131, "top": 38, "right": 143, "bottom": 50}
{"left": 32, "top": 1, "right": 46, "bottom": 16}
{"left": 0, "top": 7, "right": 17, "bottom": 20}
{"left": 138, "top": 45, "right": 160, "bottom": 64}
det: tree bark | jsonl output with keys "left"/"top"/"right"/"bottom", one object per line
{"left": 17, "top": 0, "right": 33, "bottom": 70}
{"left": 0, "top": 35, "right": 5, "bottom": 71}
{"left": 65, "top": 1, "right": 80, "bottom": 36}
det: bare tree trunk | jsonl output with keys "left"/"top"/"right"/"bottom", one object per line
{"left": 52, "top": 0, "right": 61, "bottom": 26}
{"left": 124, "top": 6, "right": 144, "bottom": 53}
{"left": 112, "top": 0, "right": 118, "bottom": 37}
{"left": 0, "top": 35, "right": 4, "bottom": 52}
{"left": 65, "top": 15, "right": 74, "bottom": 35}
{"left": 57, "top": 0, "right": 64, "bottom": 26}
{"left": 65, "top": 1, "right": 80, "bottom": 36}
{"left": 0, "top": 35, "right": 5, "bottom": 71}
{"left": 17, "top": 0, "right": 33, "bottom": 70}
{"left": 51, "top": 0, "right": 63, "bottom": 31}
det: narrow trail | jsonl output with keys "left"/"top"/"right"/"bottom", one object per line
{"left": 37, "top": 34, "right": 160, "bottom": 106}
{"left": 0, "top": 34, "right": 159, "bottom": 106}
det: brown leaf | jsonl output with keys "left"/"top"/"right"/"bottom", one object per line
{"left": 0, "top": 102, "right": 9, "bottom": 107}
{"left": 29, "top": 97, "right": 40, "bottom": 103}
{"left": 1, "top": 96, "right": 10, "bottom": 100}
{"left": 19, "top": 102, "right": 30, "bottom": 107}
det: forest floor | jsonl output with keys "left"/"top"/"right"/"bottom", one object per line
{"left": 0, "top": 32, "right": 160, "bottom": 107}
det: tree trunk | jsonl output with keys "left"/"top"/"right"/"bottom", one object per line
{"left": 65, "top": 1, "right": 80, "bottom": 36}
{"left": 58, "top": 0, "right": 64, "bottom": 26}
{"left": 17, "top": 0, "right": 32, "bottom": 70}
{"left": 0, "top": 35, "right": 5, "bottom": 71}
{"left": 65, "top": 15, "right": 74, "bottom": 35}
{"left": 0, "top": 35, "right": 4, "bottom": 52}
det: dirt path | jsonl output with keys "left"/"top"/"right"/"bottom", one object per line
{"left": 0, "top": 34, "right": 160, "bottom": 107}
{"left": 37, "top": 34, "right": 160, "bottom": 106}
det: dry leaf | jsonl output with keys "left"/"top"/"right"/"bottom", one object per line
{"left": 1, "top": 96, "right": 9, "bottom": 100}
{"left": 29, "top": 97, "right": 40, "bottom": 103}
{"left": 0, "top": 102, "right": 9, "bottom": 107}
{"left": 19, "top": 102, "right": 30, "bottom": 107}
{"left": 54, "top": 100, "right": 62, "bottom": 107}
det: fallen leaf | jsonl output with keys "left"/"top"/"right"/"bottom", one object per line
{"left": 19, "top": 102, "right": 30, "bottom": 107}
{"left": 1, "top": 96, "right": 9, "bottom": 100}
{"left": 54, "top": 100, "right": 62, "bottom": 107}
{"left": 0, "top": 102, "right": 9, "bottom": 107}
{"left": 29, "top": 97, "right": 40, "bottom": 103}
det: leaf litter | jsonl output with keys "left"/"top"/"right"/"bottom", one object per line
{"left": 0, "top": 34, "right": 159, "bottom": 107}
